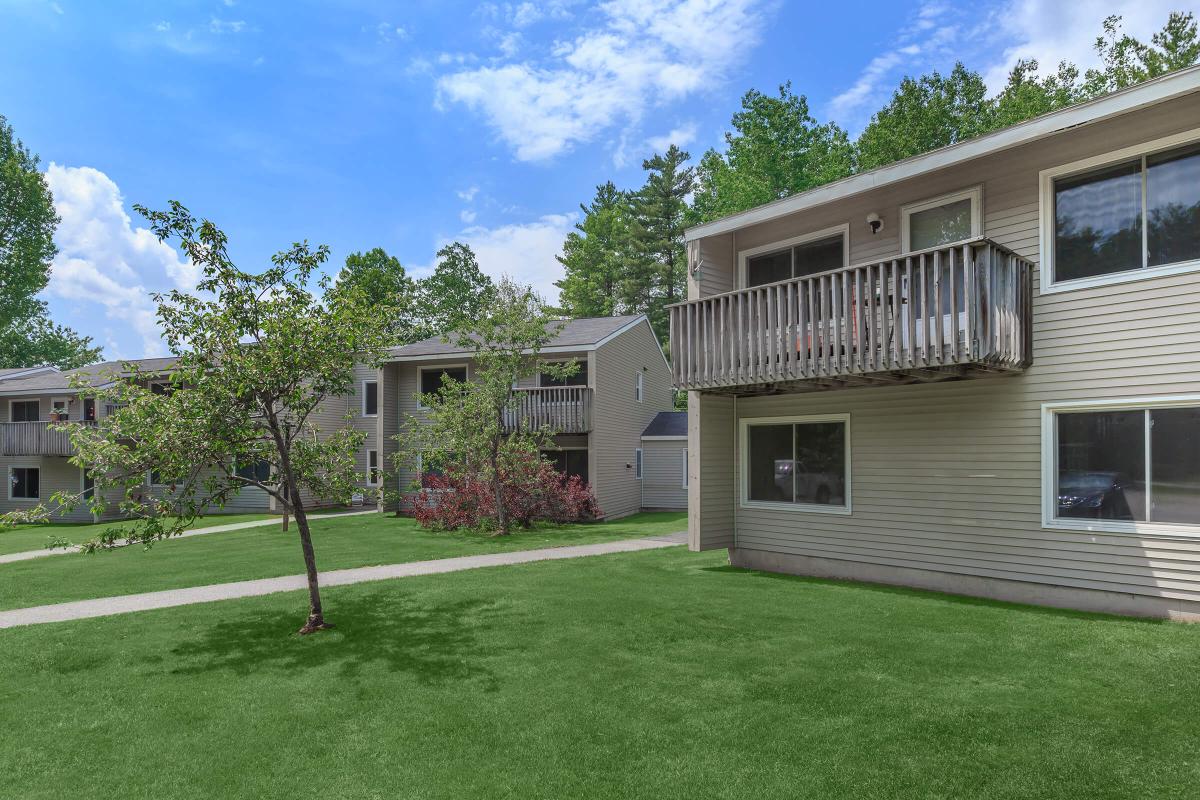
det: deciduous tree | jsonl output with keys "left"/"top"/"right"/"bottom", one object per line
{"left": 2, "top": 202, "right": 396, "bottom": 634}
{"left": 413, "top": 242, "right": 495, "bottom": 340}
{"left": 398, "top": 278, "right": 577, "bottom": 535}
{"left": 0, "top": 114, "right": 100, "bottom": 369}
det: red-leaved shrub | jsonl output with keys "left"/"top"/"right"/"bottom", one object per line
{"left": 404, "top": 452, "right": 601, "bottom": 531}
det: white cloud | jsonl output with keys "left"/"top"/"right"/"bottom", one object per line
{"left": 827, "top": 1, "right": 962, "bottom": 130}
{"left": 43, "top": 164, "right": 198, "bottom": 358}
{"left": 982, "top": 0, "right": 1192, "bottom": 90}
{"left": 437, "top": 0, "right": 767, "bottom": 161}
{"left": 460, "top": 209, "right": 478, "bottom": 223}
{"left": 376, "top": 21, "right": 409, "bottom": 43}
{"left": 829, "top": 0, "right": 1196, "bottom": 132}
{"left": 415, "top": 214, "right": 577, "bottom": 302}
{"left": 208, "top": 17, "right": 247, "bottom": 34}
{"left": 646, "top": 122, "right": 697, "bottom": 153}
{"left": 456, "top": 185, "right": 480, "bottom": 202}
{"left": 154, "top": 20, "right": 171, "bottom": 32}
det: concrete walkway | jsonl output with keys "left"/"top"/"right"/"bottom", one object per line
{"left": 0, "top": 509, "right": 380, "bottom": 565}
{"left": 0, "top": 531, "right": 687, "bottom": 629}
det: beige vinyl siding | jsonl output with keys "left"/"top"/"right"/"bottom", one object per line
{"left": 687, "top": 232, "right": 736, "bottom": 298}
{"left": 640, "top": 439, "right": 687, "bottom": 510}
{"left": 696, "top": 90, "right": 1200, "bottom": 603}
{"left": 590, "top": 321, "right": 674, "bottom": 519}
{"left": 689, "top": 393, "right": 735, "bottom": 550}
{"left": 379, "top": 362, "right": 401, "bottom": 509}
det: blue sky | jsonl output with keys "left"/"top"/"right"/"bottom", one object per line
{"left": 2, "top": 0, "right": 1193, "bottom": 359}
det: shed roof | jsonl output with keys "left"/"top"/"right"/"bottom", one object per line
{"left": 642, "top": 411, "right": 687, "bottom": 438}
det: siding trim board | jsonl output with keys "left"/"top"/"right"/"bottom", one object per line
{"left": 1040, "top": 394, "right": 1200, "bottom": 539}
{"left": 1038, "top": 126, "right": 1200, "bottom": 294}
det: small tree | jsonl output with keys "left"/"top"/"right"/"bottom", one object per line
{"left": 1, "top": 202, "right": 396, "bottom": 634}
{"left": 398, "top": 278, "right": 578, "bottom": 535}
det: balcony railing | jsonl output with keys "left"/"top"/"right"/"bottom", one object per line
{"left": 670, "top": 239, "right": 1033, "bottom": 394}
{"left": 1, "top": 420, "right": 97, "bottom": 457}
{"left": 503, "top": 386, "right": 593, "bottom": 434}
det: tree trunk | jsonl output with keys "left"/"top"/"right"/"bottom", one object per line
{"left": 292, "top": 492, "right": 330, "bottom": 635}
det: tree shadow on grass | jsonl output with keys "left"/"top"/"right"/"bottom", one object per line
{"left": 698, "top": 565, "right": 1171, "bottom": 626}
{"left": 156, "top": 589, "right": 511, "bottom": 690}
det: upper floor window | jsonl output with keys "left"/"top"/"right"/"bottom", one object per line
{"left": 1042, "top": 131, "right": 1200, "bottom": 291}
{"left": 10, "top": 400, "right": 39, "bottom": 422}
{"left": 419, "top": 366, "right": 467, "bottom": 397}
{"left": 540, "top": 360, "right": 587, "bottom": 387}
{"left": 741, "top": 225, "right": 847, "bottom": 288}
{"left": 362, "top": 380, "right": 378, "bottom": 416}
{"left": 635, "top": 371, "right": 644, "bottom": 403}
{"left": 902, "top": 186, "right": 981, "bottom": 252}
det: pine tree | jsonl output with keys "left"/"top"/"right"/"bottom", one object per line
{"left": 627, "top": 145, "right": 693, "bottom": 341}
{"left": 555, "top": 182, "right": 630, "bottom": 318}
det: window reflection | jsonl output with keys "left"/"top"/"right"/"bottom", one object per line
{"left": 1056, "top": 411, "right": 1145, "bottom": 521}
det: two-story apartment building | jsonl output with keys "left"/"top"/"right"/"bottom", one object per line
{"left": 368, "top": 314, "right": 675, "bottom": 519}
{"left": 0, "top": 315, "right": 675, "bottom": 523}
{"left": 675, "top": 66, "right": 1200, "bottom": 620}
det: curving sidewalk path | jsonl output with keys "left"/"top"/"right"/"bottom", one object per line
{"left": 0, "top": 532, "right": 687, "bottom": 630}
{"left": 0, "top": 509, "right": 380, "bottom": 566}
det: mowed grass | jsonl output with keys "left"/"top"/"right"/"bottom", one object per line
{"left": 0, "top": 512, "right": 273, "bottom": 557}
{"left": 0, "top": 511, "right": 685, "bottom": 611}
{"left": 3, "top": 546, "right": 1198, "bottom": 799}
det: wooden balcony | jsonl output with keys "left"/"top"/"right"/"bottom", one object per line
{"left": 1, "top": 420, "right": 97, "bottom": 457}
{"left": 670, "top": 239, "right": 1033, "bottom": 394}
{"left": 503, "top": 386, "right": 593, "bottom": 434}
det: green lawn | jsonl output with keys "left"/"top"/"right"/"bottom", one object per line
{"left": 0, "top": 512, "right": 274, "bottom": 557}
{"left": 2, "top": 546, "right": 1198, "bottom": 799}
{"left": 0, "top": 511, "right": 685, "bottom": 611}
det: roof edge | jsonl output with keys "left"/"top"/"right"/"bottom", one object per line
{"left": 684, "top": 65, "right": 1200, "bottom": 242}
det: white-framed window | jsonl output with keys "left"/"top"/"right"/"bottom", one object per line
{"left": 417, "top": 364, "right": 468, "bottom": 409}
{"left": 1041, "top": 395, "right": 1200, "bottom": 537}
{"left": 49, "top": 397, "right": 71, "bottom": 419}
{"left": 366, "top": 449, "right": 380, "bottom": 486}
{"left": 9, "top": 466, "right": 40, "bottom": 500}
{"left": 81, "top": 468, "right": 95, "bottom": 500}
{"left": 1039, "top": 129, "right": 1200, "bottom": 293}
{"left": 681, "top": 448, "right": 689, "bottom": 489}
{"left": 148, "top": 470, "right": 170, "bottom": 488}
{"left": 361, "top": 380, "right": 378, "bottom": 417}
{"left": 635, "top": 371, "right": 644, "bottom": 403}
{"left": 737, "top": 223, "right": 850, "bottom": 289}
{"left": 740, "top": 413, "right": 851, "bottom": 514}
{"left": 9, "top": 399, "right": 40, "bottom": 422}
{"left": 901, "top": 186, "right": 982, "bottom": 253}
{"left": 634, "top": 448, "right": 643, "bottom": 480}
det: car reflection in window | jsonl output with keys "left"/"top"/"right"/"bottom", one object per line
{"left": 1057, "top": 471, "right": 1136, "bottom": 520}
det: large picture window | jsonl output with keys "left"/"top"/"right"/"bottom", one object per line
{"left": 741, "top": 226, "right": 848, "bottom": 289}
{"left": 10, "top": 467, "right": 40, "bottom": 500}
{"left": 1042, "top": 131, "right": 1200, "bottom": 290}
{"left": 10, "top": 400, "right": 39, "bottom": 422}
{"left": 742, "top": 415, "right": 850, "bottom": 513}
{"left": 1044, "top": 398, "right": 1200, "bottom": 533}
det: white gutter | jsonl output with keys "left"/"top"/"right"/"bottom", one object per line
{"left": 684, "top": 65, "right": 1200, "bottom": 242}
